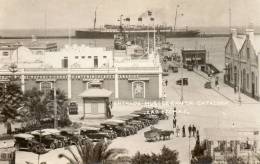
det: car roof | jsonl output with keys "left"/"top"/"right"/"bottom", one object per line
{"left": 14, "top": 133, "right": 34, "bottom": 139}
{"left": 42, "top": 128, "right": 61, "bottom": 134}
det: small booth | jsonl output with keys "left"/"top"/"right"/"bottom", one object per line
{"left": 79, "top": 88, "right": 112, "bottom": 119}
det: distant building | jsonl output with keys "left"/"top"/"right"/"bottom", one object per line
{"left": 224, "top": 29, "right": 260, "bottom": 100}
{"left": 0, "top": 43, "right": 162, "bottom": 117}
{"left": 181, "top": 49, "right": 206, "bottom": 67}
{"left": 204, "top": 128, "right": 260, "bottom": 163}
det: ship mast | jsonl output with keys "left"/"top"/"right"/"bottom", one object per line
{"left": 173, "top": 5, "right": 179, "bottom": 31}
{"left": 94, "top": 7, "right": 97, "bottom": 30}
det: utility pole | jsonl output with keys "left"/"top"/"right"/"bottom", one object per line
{"left": 53, "top": 82, "right": 58, "bottom": 128}
{"left": 180, "top": 54, "right": 184, "bottom": 102}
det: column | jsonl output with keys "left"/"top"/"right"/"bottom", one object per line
{"left": 21, "top": 69, "right": 25, "bottom": 93}
{"left": 114, "top": 67, "right": 119, "bottom": 99}
{"left": 67, "top": 73, "right": 72, "bottom": 99}
{"left": 158, "top": 66, "right": 163, "bottom": 98}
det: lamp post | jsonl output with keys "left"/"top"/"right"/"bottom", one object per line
{"left": 53, "top": 81, "right": 58, "bottom": 128}
{"left": 180, "top": 54, "right": 184, "bottom": 103}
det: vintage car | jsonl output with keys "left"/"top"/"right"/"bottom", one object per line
{"left": 176, "top": 78, "right": 188, "bottom": 86}
{"left": 14, "top": 133, "right": 46, "bottom": 154}
{"left": 101, "top": 120, "right": 128, "bottom": 137}
{"left": 30, "top": 130, "right": 60, "bottom": 149}
{"left": 80, "top": 127, "right": 112, "bottom": 142}
{"left": 41, "top": 129, "right": 68, "bottom": 147}
{"left": 144, "top": 127, "right": 174, "bottom": 142}
{"left": 204, "top": 81, "right": 212, "bottom": 89}
{"left": 187, "top": 64, "right": 193, "bottom": 71}
{"left": 60, "top": 129, "right": 87, "bottom": 145}
{"left": 89, "top": 125, "right": 117, "bottom": 139}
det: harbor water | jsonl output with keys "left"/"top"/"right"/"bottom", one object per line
{"left": 0, "top": 37, "right": 228, "bottom": 70}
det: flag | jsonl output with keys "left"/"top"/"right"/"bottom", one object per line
{"left": 150, "top": 17, "right": 154, "bottom": 21}
{"left": 138, "top": 17, "right": 142, "bottom": 21}
{"left": 148, "top": 10, "right": 152, "bottom": 16}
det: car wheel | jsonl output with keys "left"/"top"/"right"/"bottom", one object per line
{"left": 50, "top": 143, "right": 56, "bottom": 149}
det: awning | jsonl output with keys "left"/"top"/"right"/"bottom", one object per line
{"left": 79, "top": 88, "right": 112, "bottom": 98}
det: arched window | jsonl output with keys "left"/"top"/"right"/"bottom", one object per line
{"left": 132, "top": 81, "right": 145, "bottom": 99}
{"left": 40, "top": 81, "right": 52, "bottom": 94}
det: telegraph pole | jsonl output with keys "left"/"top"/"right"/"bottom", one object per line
{"left": 180, "top": 55, "right": 184, "bottom": 102}
{"left": 53, "top": 82, "right": 58, "bottom": 128}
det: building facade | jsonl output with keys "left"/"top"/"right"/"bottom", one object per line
{"left": 0, "top": 43, "right": 162, "bottom": 107}
{"left": 224, "top": 29, "right": 260, "bottom": 100}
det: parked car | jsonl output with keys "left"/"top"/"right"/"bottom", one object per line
{"left": 41, "top": 129, "right": 68, "bottom": 147}
{"left": 204, "top": 81, "right": 212, "bottom": 89}
{"left": 176, "top": 78, "right": 188, "bottom": 86}
{"left": 30, "top": 130, "right": 59, "bottom": 149}
{"left": 101, "top": 120, "right": 128, "bottom": 137}
{"left": 187, "top": 65, "right": 193, "bottom": 71}
{"left": 14, "top": 133, "right": 46, "bottom": 154}
{"left": 60, "top": 129, "right": 87, "bottom": 145}
{"left": 80, "top": 127, "right": 112, "bottom": 142}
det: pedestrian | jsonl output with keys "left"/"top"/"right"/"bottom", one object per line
{"left": 234, "top": 85, "right": 237, "bottom": 93}
{"left": 165, "top": 80, "right": 168, "bottom": 86}
{"left": 192, "top": 125, "right": 196, "bottom": 137}
{"left": 174, "top": 118, "right": 177, "bottom": 128}
{"left": 174, "top": 107, "right": 177, "bottom": 118}
{"left": 188, "top": 125, "right": 192, "bottom": 137}
{"left": 196, "top": 130, "right": 200, "bottom": 141}
{"left": 182, "top": 125, "right": 186, "bottom": 137}
{"left": 172, "top": 118, "right": 176, "bottom": 128}
{"left": 176, "top": 126, "right": 180, "bottom": 137}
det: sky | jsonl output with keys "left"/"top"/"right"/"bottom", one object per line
{"left": 0, "top": 0, "right": 260, "bottom": 29}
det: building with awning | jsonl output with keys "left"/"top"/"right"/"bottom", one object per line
{"left": 79, "top": 88, "right": 112, "bottom": 118}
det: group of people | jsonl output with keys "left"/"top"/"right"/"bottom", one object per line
{"left": 172, "top": 107, "right": 200, "bottom": 139}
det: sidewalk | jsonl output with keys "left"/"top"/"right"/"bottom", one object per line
{"left": 193, "top": 69, "right": 259, "bottom": 105}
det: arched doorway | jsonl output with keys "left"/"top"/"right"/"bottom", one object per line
{"left": 252, "top": 72, "right": 255, "bottom": 98}
{"left": 242, "top": 69, "right": 246, "bottom": 92}
{"left": 234, "top": 66, "right": 237, "bottom": 87}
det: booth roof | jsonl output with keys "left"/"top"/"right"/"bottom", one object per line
{"left": 79, "top": 88, "right": 112, "bottom": 98}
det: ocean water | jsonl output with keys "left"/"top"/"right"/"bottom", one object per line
{"left": 0, "top": 37, "right": 228, "bottom": 70}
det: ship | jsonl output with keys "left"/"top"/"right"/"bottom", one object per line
{"left": 75, "top": 7, "right": 200, "bottom": 39}
{"left": 75, "top": 25, "right": 200, "bottom": 38}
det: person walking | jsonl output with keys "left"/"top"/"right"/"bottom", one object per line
{"left": 176, "top": 126, "right": 180, "bottom": 137}
{"left": 173, "top": 107, "right": 177, "bottom": 118}
{"left": 188, "top": 125, "right": 192, "bottom": 137}
{"left": 172, "top": 118, "right": 176, "bottom": 128}
{"left": 182, "top": 125, "right": 186, "bottom": 137}
{"left": 192, "top": 125, "right": 196, "bottom": 137}
{"left": 165, "top": 80, "right": 168, "bottom": 86}
{"left": 196, "top": 130, "right": 200, "bottom": 142}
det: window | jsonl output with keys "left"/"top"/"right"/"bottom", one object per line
{"left": 81, "top": 56, "right": 85, "bottom": 59}
{"left": 103, "top": 56, "right": 107, "bottom": 59}
{"left": 247, "top": 73, "right": 249, "bottom": 89}
{"left": 2, "top": 52, "right": 9, "bottom": 56}
{"left": 40, "top": 82, "right": 52, "bottom": 93}
{"left": 75, "top": 56, "right": 79, "bottom": 59}
{"left": 247, "top": 47, "right": 250, "bottom": 60}
{"left": 88, "top": 56, "right": 92, "bottom": 59}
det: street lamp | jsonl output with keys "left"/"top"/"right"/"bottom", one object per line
{"left": 180, "top": 51, "right": 184, "bottom": 103}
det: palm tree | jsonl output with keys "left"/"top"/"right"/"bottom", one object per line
{"left": 58, "top": 140, "right": 127, "bottom": 164}
{"left": 22, "top": 88, "right": 48, "bottom": 127}
{"left": 0, "top": 79, "right": 23, "bottom": 134}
